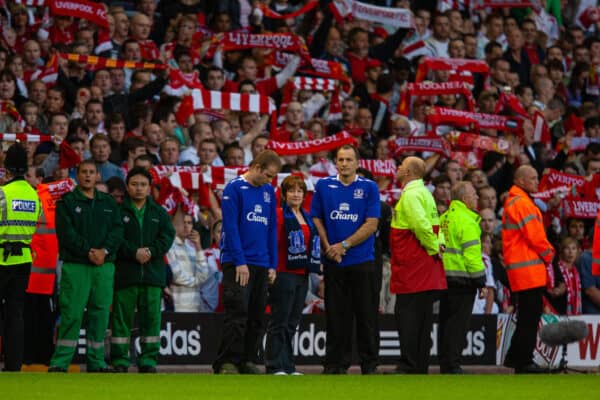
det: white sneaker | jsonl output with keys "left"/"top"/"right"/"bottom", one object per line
{"left": 273, "top": 371, "right": 288, "bottom": 375}
{"left": 291, "top": 371, "right": 304, "bottom": 376}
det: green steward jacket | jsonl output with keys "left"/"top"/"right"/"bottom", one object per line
{"left": 115, "top": 196, "right": 175, "bottom": 290}
{"left": 439, "top": 200, "right": 486, "bottom": 289}
{"left": 56, "top": 187, "right": 124, "bottom": 264}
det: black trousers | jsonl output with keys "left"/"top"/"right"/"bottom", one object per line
{"left": 395, "top": 290, "right": 439, "bottom": 374}
{"left": 264, "top": 272, "right": 308, "bottom": 373}
{"left": 213, "top": 263, "right": 268, "bottom": 372}
{"left": 0, "top": 262, "right": 30, "bottom": 371}
{"left": 505, "top": 287, "right": 543, "bottom": 368}
{"left": 324, "top": 261, "right": 378, "bottom": 373}
{"left": 438, "top": 287, "right": 476, "bottom": 372}
{"left": 23, "top": 293, "right": 56, "bottom": 365}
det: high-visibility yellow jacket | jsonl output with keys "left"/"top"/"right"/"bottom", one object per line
{"left": 0, "top": 178, "right": 41, "bottom": 266}
{"left": 502, "top": 185, "right": 555, "bottom": 292}
{"left": 440, "top": 200, "right": 486, "bottom": 288}
{"left": 390, "top": 179, "right": 446, "bottom": 294}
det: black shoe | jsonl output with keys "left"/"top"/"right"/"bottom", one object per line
{"left": 441, "top": 367, "right": 465, "bottom": 375}
{"left": 48, "top": 366, "right": 67, "bottom": 373}
{"left": 138, "top": 365, "right": 157, "bottom": 373}
{"left": 361, "top": 367, "right": 379, "bottom": 375}
{"left": 113, "top": 365, "right": 128, "bottom": 373}
{"left": 322, "top": 367, "right": 347, "bottom": 375}
{"left": 87, "top": 367, "right": 114, "bottom": 373}
{"left": 515, "top": 363, "right": 548, "bottom": 374}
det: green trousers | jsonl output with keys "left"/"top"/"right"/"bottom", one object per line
{"left": 110, "top": 285, "right": 162, "bottom": 368}
{"left": 49, "top": 262, "right": 115, "bottom": 370}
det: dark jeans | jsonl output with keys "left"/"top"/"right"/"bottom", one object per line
{"left": 0, "top": 263, "right": 30, "bottom": 371}
{"left": 213, "top": 263, "right": 268, "bottom": 372}
{"left": 505, "top": 287, "right": 543, "bottom": 368}
{"left": 264, "top": 272, "right": 308, "bottom": 373}
{"left": 24, "top": 293, "right": 56, "bottom": 365}
{"left": 395, "top": 290, "right": 439, "bottom": 374}
{"left": 438, "top": 287, "right": 476, "bottom": 372}
{"left": 324, "top": 261, "right": 378, "bottom": 373}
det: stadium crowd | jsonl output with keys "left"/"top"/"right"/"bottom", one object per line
{"left": 0, "top": 0, "right": 599, "bottom": 374}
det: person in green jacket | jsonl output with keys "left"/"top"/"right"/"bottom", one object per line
{"left": 111, "top": 167, "right": 175, "bottom": 373}
{"left": 49, "top": 160, "right": 124, "bottom": 372}
{"left": 438, "top": 181, "right": 487, "bottom": 374}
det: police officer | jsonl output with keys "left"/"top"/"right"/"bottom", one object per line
{"left": 0, "top": 143, "right": 41, "bottom": 371}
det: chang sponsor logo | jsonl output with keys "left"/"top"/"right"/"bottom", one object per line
{"left": 330, "top": 202, "right": 358, "bottom": 222}
{"left": 246, "top": 204, "right": 268, "bottom": 225}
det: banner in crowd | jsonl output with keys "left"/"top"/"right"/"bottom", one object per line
{"left": 330, "top": 0, "right": 415, "bottom": 29}
{"left": 391, "top": 136, "right": 452, "bottom": 158}
{"left": 561, "top": 197, "right": 600, "bottom": 219}
{"left": 576, "top": 0, "right": 600, "bottom": 29}
{"left": 429, "top": 107, "right": 520, "bottom": 133}
{"left": 256, "top": 0, "right": 319, "bottom": 19}
{"left": 73, "top": 313, "right": 496, "bottom": 365}
{"left": 415, "top": 57, "right": 489, "bottom": 83}
{"left": 49, "top": 0, "right": 108, "bottom": 28}
{"left": 272, "top": 52, "right": 351, "bottom": 87}
{"left": 447, "top": 131, "right": 511, "bottom": 154}
{"left": 266, "top": 131, "right": 356, "bottom": 156}
{"left": 59, "top": 53, "right": 167, "bottom": 70}
{"left": 397, "top": 81, "right": 475, "bottom": 115}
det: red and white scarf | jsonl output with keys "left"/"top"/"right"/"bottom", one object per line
{"left": 447, "top": 131, "right": 510, "bottom": 154}
{"left": 429, "top": 107, "right": 520, "bottom": 133}
{"left": 0, "top": 133, "right": 52, "bottom": 142}
{"left": 389, "top": 136, "right": 452, "bottom": 158}
{"left": 49, "top": 0, "right": 108, "bottom": 28}
{"left": 562, "top": 197, "right": 600, "bottom": 219}
{"left": 330, "top": 0, "right": 415, "bottom": 29}
{"left": 415, "top": 57, "right": 489, "bottom": 82}
{"left": 256, "top": 0, "right": 319, "bottom": 19}
{"left": 472, "top": 0, "right": 541, "bottom": 12}
{"left": 558, "top": 260, "right": 582, "bottom": 315}
{"left": 163, "top": 69, "right": 204, "bottom": 97}
{"left": 266, "top": 131, "right": 356, "bottom": 156}
{"left": 358, "top": 159, "right": 396, "bottom": 177}
{"left": 216, "top": 32, "right": 308, "bottom": 57}
{"left": 397, "top": 81, "right": 475, "bottom": 115}
{"left": 175, "top": 88, "right": 277, "bottom": 126}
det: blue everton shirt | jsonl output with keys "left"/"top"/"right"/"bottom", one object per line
{"left": 220, "top": 176, "right": 277, "bottom": 269}
{"left": 310, "top": 175, "right": 380, "bottom": 267}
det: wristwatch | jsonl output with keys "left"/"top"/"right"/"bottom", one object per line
{"left": 341, "top": 240, "right": 351, "bottom": 250}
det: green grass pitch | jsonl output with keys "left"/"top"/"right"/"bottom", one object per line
{"left": 0, "top": 374, "right": 597, "bottom": 400}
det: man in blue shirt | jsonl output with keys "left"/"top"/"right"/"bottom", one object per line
{"left": 213, "top": 150, "right": 281, "bottom": 374}
{"left": 311, "top": 145, "right": 381, "bottom": 374}
{"left": 578, "top": 251, "right": 600, "bottom": 314}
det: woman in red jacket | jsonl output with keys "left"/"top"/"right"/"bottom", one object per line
{"left": 264, "top": 175, "right": 320, "bottom": 375}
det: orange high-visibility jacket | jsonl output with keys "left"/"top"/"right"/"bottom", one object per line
{"left": 593, "top": 211, "right": 600, "bottom": 276}
{"left": 502, "top": 185, "right": 555, "bottom": 292}
{"left": 26, "top": 184, "right": 58, "bottom": 295}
